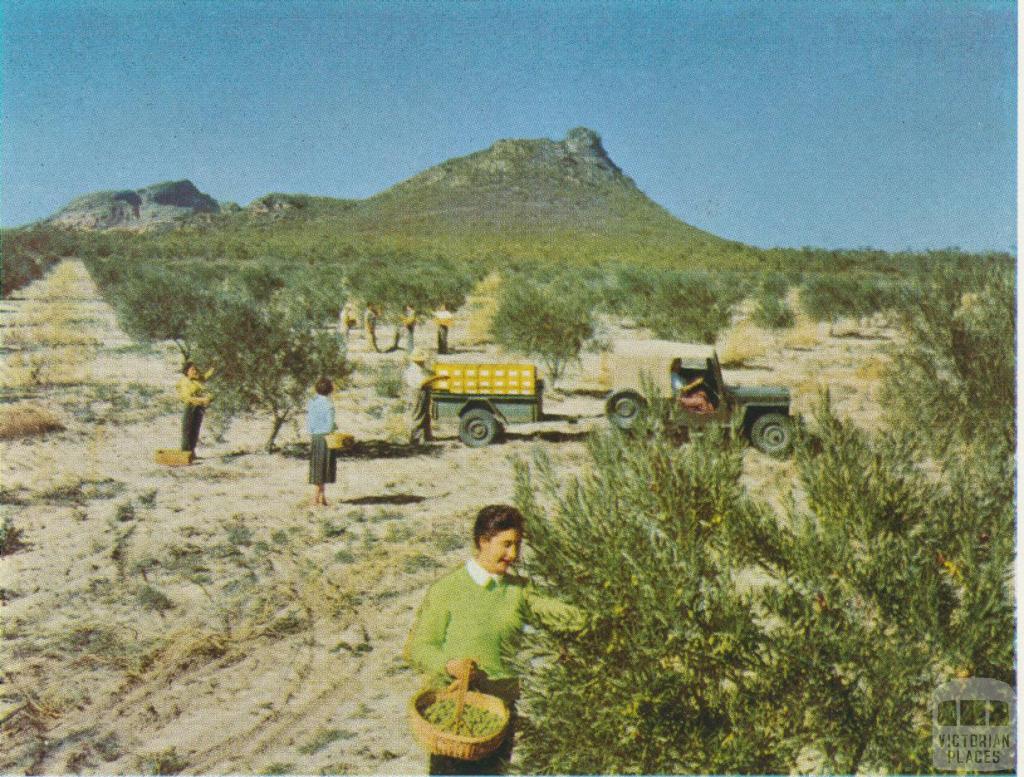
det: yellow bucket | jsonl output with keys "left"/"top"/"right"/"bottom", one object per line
{"left": 325, "top": 432, "right": 354, "bottom": 450}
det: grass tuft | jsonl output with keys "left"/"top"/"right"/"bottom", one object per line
{"left": 718, "top": 320, "right": 773, "bottom": 367}
{"left": 1, "top": 517, "right": 27, "bottom": 555}
{"left": 0, "top": 403, "right": 64, "bottom": 439}
{"left": 298, "top": 728, "right": 356, "bottom": 755}
{"left": 136, "top": 747, "right": 188, "bottom": 775}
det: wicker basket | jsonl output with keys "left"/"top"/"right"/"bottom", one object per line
{"left": 325, "top": 432, "right": 354, "bottom": 450}
{"left": 154, "top": 449, "right": 193, "bottom": 466}
{"left": 408, "top": 686, "right": 510, "bottom": 761}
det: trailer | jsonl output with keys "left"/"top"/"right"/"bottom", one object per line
{"left": 429, "top": 362, "right": 544, "bottom": 447}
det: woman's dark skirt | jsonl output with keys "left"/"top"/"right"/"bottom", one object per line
{"left": 309, "top": 434, "right": 337, "bottom": 484}
{"left": 181, "top": 405, "right": 205, "bottom": 452}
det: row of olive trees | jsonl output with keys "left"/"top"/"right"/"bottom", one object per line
{"left": 86, "top": 257, "right": 349, "bottom": 451}
{"left": 510, "top": 257, "right": 1015, "bottom": 773}
{"left": 0, "top": 227, "right": 82, "bottom": 297}
{"left": 86, "top": 250, "right": 482, "bottom": 448}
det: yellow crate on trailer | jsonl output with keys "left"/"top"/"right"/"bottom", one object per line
{"left": 432, "top": 363, "right": 536, "bottom": 395}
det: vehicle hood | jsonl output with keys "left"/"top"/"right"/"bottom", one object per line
{"left": 727, "top": 385, "right": 790, "bottom": 405}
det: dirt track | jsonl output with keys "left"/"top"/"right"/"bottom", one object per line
{"left": 0, "top": 260, "right": 888, "bottom": 774}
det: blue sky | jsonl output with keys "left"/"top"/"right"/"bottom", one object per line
{"left": 0, "top": 0, "right": 1015, "bottom": 251}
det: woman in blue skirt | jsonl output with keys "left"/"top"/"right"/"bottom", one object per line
{"left": 307, "top": 377, "right": 337, "bottom": 507}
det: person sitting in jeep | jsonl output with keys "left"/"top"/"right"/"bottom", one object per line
{"left": 677, "top": 376, "right": 715, "bottom": 414}
{"left": 671, "top": 362, "right": 715, "bottom": 415}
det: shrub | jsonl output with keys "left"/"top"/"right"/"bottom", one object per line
{"left": 610, "top": 269, "right": 745, "bottom": 344}
{"left": 135, "top": 747, "right": 188, "bottom": 775}
{"left": 798, "top": 272, "right": 901, "bottom": 333}
{"left": 491, "top": 278, "right": 594, "bottom": 384}
{"left": 137, "top": 584, "right": 174, "bottom": 613}
{"left": 373, "top": 362, "right": 403, "bottom": 398}
{"left": 750, "top": 290, "right": 795, "bottom": 329}
{"left": 0, "top": 227, "right": 77, "bottom": 297}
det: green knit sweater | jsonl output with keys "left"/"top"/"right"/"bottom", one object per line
{"left": 405, "top": 565, "right": 584, "bottom": 685}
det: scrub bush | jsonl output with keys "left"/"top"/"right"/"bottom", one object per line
{"left": 602, "top": 268, "right": 745, "bottom": 343}
{"left": 0, "top": 517, "right": 26, "bottom": 556}
{"left": 750, "top": 290, "right": 795, "bottom": 329}
{"left": 373, "top": 362, "right": 403, "bottom": 398}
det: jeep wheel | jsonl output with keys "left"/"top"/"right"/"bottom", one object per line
{"left": 749, "top": 413, "right": 793, "bottom": 457}
{"left": 459, "top": 409, "right": 501, "bottom": 447}
{"left": 606, "top": 391, "right": 646, "bottom": 430}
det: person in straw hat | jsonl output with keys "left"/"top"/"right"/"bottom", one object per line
{"left": 405, "top": 504, "right": 586, "bottom": 774}
{"left": 404, "top": 348, "right": 441, "bottom": 445}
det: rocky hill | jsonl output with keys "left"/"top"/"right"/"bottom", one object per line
{"left": 46, "top": 180, "right": 219, "bottom": 230}
{"left": 350, "top": 127, "right": 721, "bottom": 243}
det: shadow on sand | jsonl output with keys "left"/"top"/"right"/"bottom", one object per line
{"left": 282, "top": 439, "right": 445, "bottom": 461}
{"left": 503, "top": 429, "right": 592, "bottom": 444}
{"left": 342, "top": 493, "right": 425, "bottom": 506}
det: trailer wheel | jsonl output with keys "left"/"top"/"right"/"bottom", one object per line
{"left": 459, "top": 409, "right": 501, "bottom": 447}
{"left": 606, "top": 391, "right": 646, "bottom": 430}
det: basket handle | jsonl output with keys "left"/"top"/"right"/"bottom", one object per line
{"left": 448, "top": 661, "right": 472, "bottom": 732}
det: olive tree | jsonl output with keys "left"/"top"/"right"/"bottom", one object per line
{"left": 191, "top": 289, "right": 349, "bottom": 451}
{"left": 490, "top": 278, "right": 594, "bottom": 385}
{"left": 111, "top": 265, "right": 212, "bottom": 358}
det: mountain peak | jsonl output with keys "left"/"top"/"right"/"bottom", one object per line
{"left": 563, "top": 127, "right": 621, "bottom": 174}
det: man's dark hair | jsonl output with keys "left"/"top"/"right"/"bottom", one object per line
{"left": 181, "top": 361, "right": 195, "bottom": 375}
{"left": 473, "top": 504, "right": 524, "bottom": 548}
{"left": 314, "top": 377, "right": 333, "bottom": 396}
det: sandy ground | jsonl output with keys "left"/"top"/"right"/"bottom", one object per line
{"left": 0, "top": 260, "right": 889, "bottom": 775}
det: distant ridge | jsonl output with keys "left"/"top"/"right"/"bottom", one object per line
{"left": 41, "top": 129, "right": 746, "bottom": 264}
{"left": 46, "top": 180, "right": 219, "bottom": 230}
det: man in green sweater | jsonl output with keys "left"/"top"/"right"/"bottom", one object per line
{"left": 405, "top": 504, "right": 584, "bottom": 775}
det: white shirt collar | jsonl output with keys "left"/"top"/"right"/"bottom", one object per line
{"left": 466, "top": 558, "right": 501, "bottom": 587}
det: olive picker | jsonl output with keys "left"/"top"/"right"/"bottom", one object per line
{"left": 402, "top": 304, "right": 418, "bottom": 353}
{"left": 363, "top": 303, "right": 380, "bottom": 352}
{"left": 339, "top": 301, "right": 359, "bottom": 339}
{"left": 404, "top": 348, "right": 442, "bottom": 445}
{"left": 433, "top": 302, "right": 453, "bottom": 354}
{"left": 177, "top": 362, "right": 214, "bottom": 455}
{"left": 405, "top": 504, "right": 585, "bottom": 775}
{"left": 307, "top": 377, "right": 337, "bottom": 507}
